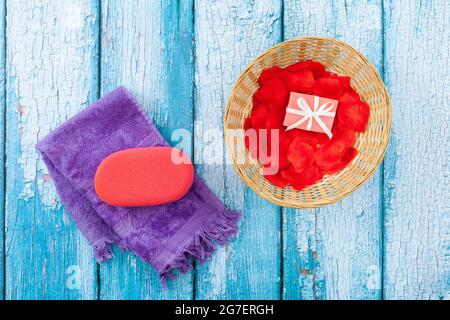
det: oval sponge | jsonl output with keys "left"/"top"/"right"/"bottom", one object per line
{"left": 94, "top": 147, "right": 194, "bottom": 207}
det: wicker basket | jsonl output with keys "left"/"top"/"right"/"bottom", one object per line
{"left": 224, "top": 37, "right": 391, "bottom": 208}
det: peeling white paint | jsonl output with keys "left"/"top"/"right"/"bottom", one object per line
{"left": 5, "top": 0, "right": 99, "bottom": 299}
{"left": 194, "top": 0, "right": 281, "bottom": 299}
{"left": 101, "top": 0, "right": 165, "bottom": 126}
{"left": 9, "top": 0, "right": 96, "bottom": 207}
{"left": 37, "top": 173, "right": 60, "bottom": 210}
{"left": 206, "top": 247, "right": 228, "bottom": 298}
{"left": 63, "top": 4, "right": 84, "bottom": 29}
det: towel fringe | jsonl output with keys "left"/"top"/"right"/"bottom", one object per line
{"left": 159, "top": 209, "right": 241, "bottom": 286}
{"left": 93, "top": 238, "right": 129, "bottom": 263}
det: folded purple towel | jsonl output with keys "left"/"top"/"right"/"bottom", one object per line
{"left": 36, "top": 87, "right": 240, "bottom": 283}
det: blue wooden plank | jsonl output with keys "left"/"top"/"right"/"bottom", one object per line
{"left": 5, "top": 0, "right": 99, "bottom": 299}
{"left": 99, "top": 0, "right": 194, "bottom": 299}
{"left": 283, "top": 0, "right": 383, "bottom": 299}
{"left": 0, "top": 0, "right": 5, "bottom": 301}
{"left": 194, "top": 0, "right": 282, "bottom": 299}
{"left": 383, "top": 0, "right": 449, "bottom": 299}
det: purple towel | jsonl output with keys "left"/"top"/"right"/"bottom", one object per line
{"left": 36, "top": 87, "right": 240, "bottom": 283}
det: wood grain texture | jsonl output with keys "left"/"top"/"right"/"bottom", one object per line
{"left": 1, "top": 0, "right": 449, "bottom": 300}
{"left": 99, "top": 0, "right": 194, "bottom": 299}
{"left": 5, "top": 0, "right": 99, "bottom": 299}
{"left": 194, "top": 0, "right": 282, "bottom": 299}
{"left": 0, "top": 0, "right": 4, "bottom": 301}
{"left": 383, "top": 0, "right": 450, "bottom": 300}
{"left": 283, "top": 0, "right": 383, "bottom": 300}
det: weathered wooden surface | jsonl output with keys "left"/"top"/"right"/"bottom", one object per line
{"left": 100, "top": 0, "right": 194, "bottom": 299}
{"left": 5, "top": 0, "right": 99, "bottom": 299}
{"left": 193, "top": 0, "right": 281, "bottom": 299}
{"left": 1, "top": 0, "right": 449, "bottom": 300}
{"left": 283, "top": 0, "right": 383, "bottom": 300}
{"left": 0, "top": 0, "right": 5, "bottom": 301}
{"left": 382, "top": 0, "right": 450, "bottom": 300}
{"left": 99, "top": 0, "right": 194, "bottom": 299}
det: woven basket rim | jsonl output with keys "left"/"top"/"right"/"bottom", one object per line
{"left": 224, "top": 36, "right": 392, "bottom": 208}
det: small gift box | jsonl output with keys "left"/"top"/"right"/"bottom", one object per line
{"left": 283, "top": 92, "right": 338, "bottom": 138}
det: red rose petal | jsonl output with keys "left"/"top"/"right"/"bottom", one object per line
{"left": 280, "top": 69, "right": 315, "bottom": 93}
{"left": 264, "top": 173, "right": 288, "bottom": 188}
{"left": 313, "top": 77, "right": 343, "bottom": 99}
{"left": 333, "top": 130, "right": 356, "bottom": 150}
{"left": 287, "top": 138, "right": 315, "bottom": 172}
{"left": 316, "top": 130, "right": 355, "bottom": 172}
{"left": 270, "top": 78, "right": 289, "bottom": 108}
{"left": 309, "top": 131, "right": 331, "bottom": 145}
{"left": 256, "top": 77, "right": 289, "bottom": 107}
{"left": 280, "top": 72, "right": 301, "bottom": 92}
{"left": 259, "top": 66, "right": 282, "bottom": 85}
{"left": 280, "top": 164, "right": 322, "bottom": 191}
{"left": 265, "top": 115, "right": 283, "bottom": 130}
{"left": 308, "top": 60, "right": 331, "bottom": 79}
{"left": 286, "top": 129, "right": 320, "bottom": 148}
{"left": 264, "top": 102, "right": 285, "bottom": 121}
{"left": 299, "top": 164, "right": 323, "bottom": 186}
{"left": 262, "top": 151, "right": 289, "bottom": 173}
{"left": 250, "top": 105, "right": 269, "bottom": 129}
{"left": 296, "top": 69, "right": 315, "bottom": 91}
{"left": 280, "top": 168, "right": 306, "bottom": 190}
{"left": 244, "top": 117, "right": 252, "bottom": 130}
{"left": 285, "top": 60, "right": 330, "bottom": 79}
{"left": 278, "top": 155, "right": 289, "bottom": 170}
{"left": 255, "top": 81, "right": 274, "bottom": 104}
{"left": 251, "top": 60, "right": 365, "bottom": 189}
{"left": 328, "top": 73, "right": 353, "bottom": 95}
{"left": 261, "top": 129, "right": 290, "bottom": 172}
{"left": 252, "top": 95, "right": 260, "bottom": 109}
{"left": 246, "top": 105, "right": 271, "bottom": 160}
{"left": 316, "top": 143, "right": 343, "bottom": 172}
{"left": 325, "top": 147, "right": 358, "bottom": 174}
{"left": 271, "top": 131, "right": 291, "bottom": 166}
{"left": 256, "top": 128, "right": 271, "bottom": 163}
{"left": 280, "top": 129, "right": 291, "bottom": 144}
{"left": 337, "top": 100, "right": 370, "bottom": 132}
{"left": 339, "top": 89, "right": 361, "bottom": 104}
{"left": 340, "top": 147, "right": 358, "bottom": 168}
{"left": 278, "top": 131, "right": 291, "bottom": 169}
{"left": 339, "top": 76, "right": 352, "bottom": 91}
{"left": 274, "top": 69, "right": 291, "bottom": 80}
{"left": 286, "top": 61, "right": 311, "bottom": 73}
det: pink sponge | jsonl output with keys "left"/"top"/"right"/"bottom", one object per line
{"left": 94, "top": 147, "right": 194, "bottom": 207}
